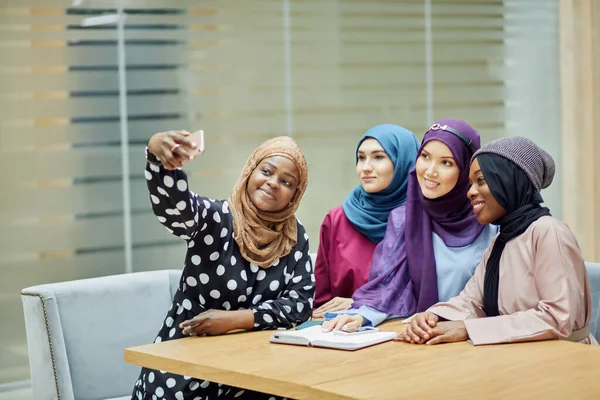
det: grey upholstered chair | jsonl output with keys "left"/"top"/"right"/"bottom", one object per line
{"left": 586, "top": 262, "right": 600, "bottom": 341}
{"left": 21, "top": 269, "right": 181, "bottom": 400}
{"left": 20, "top": 253, "right": 318, "bottom": 399}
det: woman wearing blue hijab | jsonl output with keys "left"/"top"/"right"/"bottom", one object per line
{"left": 312, "top": 124, "right": 419, "bottom": 317}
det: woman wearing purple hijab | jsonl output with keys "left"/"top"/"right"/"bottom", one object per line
{"left": 322, "top": 119, "right": 499, "bottom": 332}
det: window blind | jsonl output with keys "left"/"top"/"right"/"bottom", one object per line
{"left": 0, "top": 0, "right": 517, "bottom": 385}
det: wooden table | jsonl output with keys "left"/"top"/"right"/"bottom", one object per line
{"left": 125, "top": 321, "right": 600, "bottom": 399}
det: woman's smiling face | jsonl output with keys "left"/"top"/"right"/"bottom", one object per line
{"left": 467, "top": 157, "right": 507, "bottom": 224}
{"left": 415, "top": 140, "right": 460, "bottom": 199}
{"left": 246, "top": 155, "right": 299, "bottom": 212}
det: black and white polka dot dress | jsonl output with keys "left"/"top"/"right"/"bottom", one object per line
{"left": 131, "top": 150, "right": 315, "bottom": 400}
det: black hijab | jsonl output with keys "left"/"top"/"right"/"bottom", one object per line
{"left": 477, "top": 153, "right": 551, "bottom": 317}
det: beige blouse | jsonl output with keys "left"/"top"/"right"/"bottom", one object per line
{"left": 428, "top": 216, "right": 597, "bottom": 345}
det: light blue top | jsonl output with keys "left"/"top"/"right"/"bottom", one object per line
{"left": 328, "top": 224, "right": 499, "bottom": 327}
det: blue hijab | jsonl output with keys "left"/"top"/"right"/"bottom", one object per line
{"left": 342, "top": 124, "right": 419, "bottom": 243}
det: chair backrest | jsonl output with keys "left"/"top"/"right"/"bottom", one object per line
{"left": 586, "top": 262, "right": 600, "bottom": 341}
{"left": 21, "top": 269, "right": 181, "bottom": 400}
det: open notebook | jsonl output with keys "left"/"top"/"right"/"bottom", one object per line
{"left": 269, "top": 326, "right": 397, "bottom": 351}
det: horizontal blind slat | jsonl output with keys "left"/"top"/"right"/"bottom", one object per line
{"left": 1, "top": 213, "right": 177, "bottom": 253}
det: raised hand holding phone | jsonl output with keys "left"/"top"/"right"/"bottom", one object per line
{"left": 147, "top": 130, "right": 203, "bottom": 170}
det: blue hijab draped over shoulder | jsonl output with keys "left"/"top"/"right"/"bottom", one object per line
{"left": 342, "top": 124, "right": 419, "bottom": 243}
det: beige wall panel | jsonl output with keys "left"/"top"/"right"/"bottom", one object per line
{"left": 559, "top": 0, "right": 600, "bottom": 261}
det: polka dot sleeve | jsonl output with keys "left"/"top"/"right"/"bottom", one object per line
{"left": 145, "top": 147, "right": 219, "bottom": 241}
{"left": 251, "top": 236, "right": 315, "bottom": 330}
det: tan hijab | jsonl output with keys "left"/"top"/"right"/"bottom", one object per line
{"left": 228, "top": 136, "right": 308, "bottom": 268}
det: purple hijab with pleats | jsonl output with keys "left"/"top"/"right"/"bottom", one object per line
{"left": 352, "top": 119, "right": 485, "bottom": 315}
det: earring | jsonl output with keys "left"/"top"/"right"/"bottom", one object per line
{"left": 288, "top": 201, "right": 293, "bottom": 207}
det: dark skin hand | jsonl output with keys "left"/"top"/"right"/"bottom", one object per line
{"left": 147, "top": 130, "right": 199, "bottom": 170}
{"left": 179, "top": 309, "right": 255, "bottom": 336}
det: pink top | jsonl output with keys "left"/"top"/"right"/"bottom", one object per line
{"left": 314, "top": 206, "right": 378, "bottom": 308}
{"left": 429, "top": 216, "right": 598, "bottom": 345}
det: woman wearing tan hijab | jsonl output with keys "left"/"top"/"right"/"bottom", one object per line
{"left": 131, "top": 131, "right": 313, "bottom": 399}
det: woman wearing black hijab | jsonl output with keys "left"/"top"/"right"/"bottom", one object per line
{"left": 402, "top": 137, "right": 597, "bottom": 346}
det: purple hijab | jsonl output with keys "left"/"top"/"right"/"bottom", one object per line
{"left": 352, "top": 119, "right": 485, "bottom": 315}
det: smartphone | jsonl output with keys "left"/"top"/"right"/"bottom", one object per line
{"left": 188, "top": 130, "right": 205, "bottom": 155}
